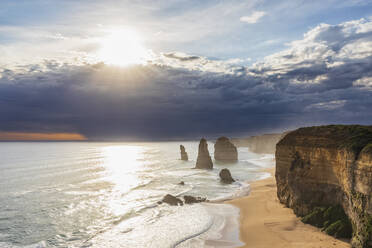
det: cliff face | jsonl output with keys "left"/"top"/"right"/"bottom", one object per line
{"left": 276, "top": 125, "right": 372, "bottom": 248}
{"left": 232, "top": 132, "right": 287, "bottom": 154}
{"left": 214, "top": 137, "right": 238, "bottom": 162}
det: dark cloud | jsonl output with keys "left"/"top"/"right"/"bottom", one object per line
{"left": 163, "top": 52, "right": 201, "bottom": 61}
{"left": 1, "top": 18, "right": 372, "bottom": 140}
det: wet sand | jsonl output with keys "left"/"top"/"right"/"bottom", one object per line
{"left": 227, "top": 168, "right": 351, "bottom": 248}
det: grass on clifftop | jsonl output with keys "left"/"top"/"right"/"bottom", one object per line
{"left": 279, "top": 125, "right": 372, "bottom": 156}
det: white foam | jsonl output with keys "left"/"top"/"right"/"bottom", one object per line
{"left": 209, "top": 182, "right": 251, "bottom": 202}
{"left": 89, "top": 204, "right": 214, "bottom": 248}
{"left": 177, "top": 203, "right": 244, "bottom": 248}
{"left": 256, "top": 172, "right": 272, "bottom": 180}
{"left": 246, "top": 154, "right": 275, "bottom": 168}
{"left": 0, "top": 241, "right": 47, "bottom": 248}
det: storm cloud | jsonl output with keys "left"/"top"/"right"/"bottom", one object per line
{"left": 1, "top": 18, "right": 372, "bottom": 140}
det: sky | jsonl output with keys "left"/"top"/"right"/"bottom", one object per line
{"left": 0, "top": 0, "right": 372, "bottom": 140}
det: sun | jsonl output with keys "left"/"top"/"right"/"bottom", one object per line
{"left": 97, "top": 29, "right": 151, "bottom": 66}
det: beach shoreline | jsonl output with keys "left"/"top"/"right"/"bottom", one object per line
{"left": 226, "top": 167, "right": 351, "bottom": 248}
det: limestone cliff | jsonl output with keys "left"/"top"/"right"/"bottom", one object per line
{"left": 232, "top": 132, "right": 287, "bottom": 154}
{"left": 195, "top": 138, "right": 213, "bottom": 169}
{"left": 214, "top": 137, "right": 238, "bottom": 162}
{"left": 276, "top": 125, "right": 372, "bottom": 248}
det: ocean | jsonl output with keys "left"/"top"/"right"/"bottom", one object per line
{"left": 0, "top": 141, "right": 274, "bottom": 248}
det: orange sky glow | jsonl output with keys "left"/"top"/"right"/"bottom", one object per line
{"left": 0, "top": 132, "right": 87, "bottom": 141}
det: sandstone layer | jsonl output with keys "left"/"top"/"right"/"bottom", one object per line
{"left": 214, "top": 136, "right": 238, "bottom": 162}
{"left": 275, "top": 125, "right": 372, "bottom": 248}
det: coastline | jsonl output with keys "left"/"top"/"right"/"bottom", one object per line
{"left": 227, "top": 167, "right": 351, "bottom": 248}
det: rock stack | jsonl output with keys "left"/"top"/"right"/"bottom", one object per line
{"left": 195, "top": 138, "right": 213, "bottom": 169}
{"left": 180, "top": 145, "right": 188, "bottom": 161}
{"left": 214, "top": 137, "right": 238, "bottom": 162}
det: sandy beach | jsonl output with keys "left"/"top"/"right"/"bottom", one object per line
{"left": 227, "top": 167, "right": 351, "bottom": 248}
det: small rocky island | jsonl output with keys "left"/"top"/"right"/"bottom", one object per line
{"left": 214, "top": 136, "right": 238, "bottom": 162}
{"left": 219, "top": 168, "right": 235, "bottom": 184}
{"left": 180, "top": 145, "right": 188, "bottom": 161}
{"left": 276, "top": 125, "right": 372, "bottom": 248}
{"left": 195, "top": 138, "right": 213, "bottom": 169}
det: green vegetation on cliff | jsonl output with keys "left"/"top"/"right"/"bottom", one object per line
{"left": 302, "top": 205, "right": 352, "bottom": 238}
{"left": 362, "top": 143, "right": 372, "bottom": 154}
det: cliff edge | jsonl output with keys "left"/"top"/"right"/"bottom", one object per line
{"left": 276, "top": 125, "right": 372, "bottom": 248}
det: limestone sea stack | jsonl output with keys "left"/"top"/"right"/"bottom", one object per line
{"left": 195, "top": 138, "right": 213, "bottom": 169}
{"left": 214, "top": 136, "right": 238, "bottom": 162}
{"left": 180, "top": 145, "right": 188, "bottom": 161}
{"left": 275, "top": 125, "right": 372, "bottom": 248}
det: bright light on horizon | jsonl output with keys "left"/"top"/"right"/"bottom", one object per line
{"left": 97, "top": 28, "right": 152, "bottom": 66}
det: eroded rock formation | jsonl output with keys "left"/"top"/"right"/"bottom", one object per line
{"left": 195, "top": 138, "right": 213, "bottom": 169}
{"left": 180, "top": 145, "right": 188, "bottom": 161}
{"left": 275, "top": 125, "right": 372, "bottom": 248}
{"left": 214, "top": 137, "right": 238, "bottom": 162}
{"left": 219, "top": 168, "right": 235, "bottom": 184}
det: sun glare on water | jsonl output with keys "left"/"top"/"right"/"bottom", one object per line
{"left": 97, "top": 29, "right": 152, "bottom": 66}
{"left": 101, "top": 145, "right": 145, "bottom": 215}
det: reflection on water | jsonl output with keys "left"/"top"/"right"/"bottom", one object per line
{"left": 0, "top": 142, "right": 274, "bottom": 248}
{"left": 102, "top": 145, "right": 145, "bottom": 216}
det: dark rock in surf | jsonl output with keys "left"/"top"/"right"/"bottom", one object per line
{"left": 214, "top": 137, "right": 238, "bottom": 162}
{"left": 161, "top": 194, "right": 183, "bottom": 206}
{"left": 180, "top": 145, "right": 188, "bottom": 161}
{"left": 219, "top": 168, "right": 235, "bottom": 184}
{"left": 178, "top": 181, "right": 185, "bottom": 185}
{"left": 183, "top": 195, "right": 207, "bottom": 204}
{"left": 195, "top": 138, "right": 213, "bottom": 169}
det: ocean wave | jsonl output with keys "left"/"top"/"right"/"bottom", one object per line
{"left": 177, "top": 203, "right": 243, "bottom": 248}
{"left": 208, "top": 181, "right": 251, "bottom": 202}
{"left": 0, "top": 240, "right": 47, "bottom": 248}
{"left": 0, "top": 142, "right": 275, "bottom": 248}
{"left": 89, "top": 204, "right": 214, "bottom": 248}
